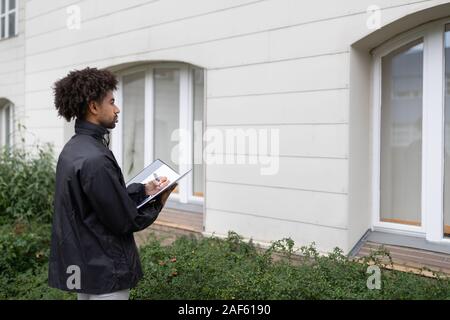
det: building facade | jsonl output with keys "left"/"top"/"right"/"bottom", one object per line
{"left": 1, "top": 0, "right": 450, "bottom": 254}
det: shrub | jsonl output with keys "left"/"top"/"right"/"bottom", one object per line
{"left": 0, "top": 143, "right": 56, "bottom": 225}
{"left": 0, "top": 220, "right": 73, "bottom": 299}
{"left": 131, "top": 231, "right": 450, "bottom": 300}
{"left": 0, "top": 140, "right": 61, "bottom": 299}
{"left": 0, "top": 221, "right": 51, "bottom": 276}
{"left": 0, "top": 263, "right": 75, "bottom": 300}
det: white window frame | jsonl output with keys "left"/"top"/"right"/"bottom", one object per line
{"left": 0, "top": 102, "right": 13, "bottom": 147}
{"left": 0, "top": 0, "right": 19, "bottom": 40}
{"left": 111, "top": 63, "right": 205, "bottom": 205}
{"left": 371, "top": 18, "right": 450, "bottom": 244}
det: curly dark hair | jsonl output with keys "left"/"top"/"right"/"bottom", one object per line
{"left": 53, "top": 67, "right": 118, "bottom": 122}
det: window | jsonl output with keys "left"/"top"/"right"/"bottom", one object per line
{"left": 0, "top": 100, "right": 13, "bottom": 148}
{"left": 380, "top": 40, "right": 423, "bottom": 227}
{"left": 372, "top": 19, "right": 450, "bottom": 242}
{"left": 122, "top": 71, "right": 146, "bottom": 179}
{"left": 0, "top": 0, "right": 18, "bottom": 39}
{"left": 112, "top": 63, "right": 205, "bottom": 206}
{"left": 192, "top": 68, "right": 204, "bottom": 197}
{"left": 154, "top": 68, "right": 180, "bottom": 175}
{"left": 444, "top": 24, "right": 450, "bottom": 237}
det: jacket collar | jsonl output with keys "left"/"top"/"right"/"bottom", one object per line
{"left": 75, "top": 119, "right": 110, "bottom": 147}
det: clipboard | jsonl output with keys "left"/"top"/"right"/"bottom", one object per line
{"left": 126, "top": 159, "right": 192, "bottom": 209}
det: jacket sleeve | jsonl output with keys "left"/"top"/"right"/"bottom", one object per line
{"left": 82, "top": 162, "right": 164, "bottom": 236}
{"left": 126, "top": 183, "right": 149, "bottom": 206}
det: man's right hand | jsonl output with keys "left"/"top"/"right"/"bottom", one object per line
{"left": 144, "top": 176, "right": 169, "bottom": 196}
{"left": 158, "top": 183, "right": 178, "bottom": 207}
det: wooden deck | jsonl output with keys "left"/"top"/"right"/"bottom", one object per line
{"left": 154, "top": 207, "right": 203, "bottom": 233}
{"left": 134, "top": 207, "right": 203, "bottom": 247}
{"left": 354, "top": 241, "right": 450, "bottom": 277}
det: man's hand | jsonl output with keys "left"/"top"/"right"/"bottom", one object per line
{"left": 144, "top": 176, "right": 169, "bottom": 196}
{"left": 144, "top": 177, "right": 177, "bottom": 208}
{"left": 158, "top": 183, "right": 178, "bottom": 207}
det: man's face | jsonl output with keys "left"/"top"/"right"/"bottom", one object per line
{"left": 96, "top": 91, "right": 120, "bottom": 129}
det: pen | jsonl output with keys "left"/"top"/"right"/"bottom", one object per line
{"left": 153, "top": 173, "right": 160, "bottom": 182}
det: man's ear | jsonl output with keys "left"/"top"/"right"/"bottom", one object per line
{"left": 87, "top": 101, "right": 99, "bottom": 115}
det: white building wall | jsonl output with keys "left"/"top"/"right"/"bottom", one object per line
{"left": 13, "top": 0, "right": 450, "bottom": 253}
{"left": 0, "top": 0, "right": 25, "bottom": 145}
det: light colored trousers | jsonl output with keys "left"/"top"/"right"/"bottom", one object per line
{"left": 77, "top": 289, "right": 130, "bottom": 300}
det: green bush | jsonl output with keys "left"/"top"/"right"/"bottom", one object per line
{"left": 131, "top": 231, "right": 450, "bottom": 300}
{"left": 1, "top": 228, "right": 448, "bottom": 300}
{"left": 0, "top": 141, "right": 64, "bottom": 299}
{"left": 0, "top": 221, "right": 51, "bottom": 275}
{"left": 0, "top": 220, "right": 75, "bottom": 300}
{"left": 0, "top": 262, "right": 75, "bottom": 300}
{"left": 0, "top": 143, "right": 56, "bottom": 225}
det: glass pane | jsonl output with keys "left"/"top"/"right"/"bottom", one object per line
{"left": 5, "top": 105, "right": 10, "bottom": 148}
{"left": 0, "top": 107, "right": 3, "bottom": 147}
{"left": 8, "top": 11, "right": 14, "bottom": 37}
{"left": 444, "top": 25, "right": 450, "bottom": 237}
{"left": 193, "top": 68, "right": 204, "bottom": 197}
{"left": 1, "top": 0, "right": 5, "bottom": 14}
{"left": 1, "top": 17, "right": 5, "bottom": 38}
{"left": 154, "top": 68, "right": 180, "bottom": 175}
{"left": 8, "top": 0, "right": 15, "bottom": 10}
{"left": 380, "top": 40, "right": 423, "bottom": 226}
{"left": 122, "top": 72, "right": 146, "bottom": 181}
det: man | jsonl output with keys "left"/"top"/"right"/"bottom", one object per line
{"left": 48, "top": 67, "right": 176, "bottom": 300}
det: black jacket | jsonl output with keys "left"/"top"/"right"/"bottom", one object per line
{"left": 48, "top": 119, "right": 163, "bottom": 294}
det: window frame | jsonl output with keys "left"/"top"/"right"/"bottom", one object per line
{"left": 371, "top": 18, "right": 450, "bottom": 244}
{"left": 0, "top": 101, "right": 13, "bottom": 147}
{"left": 111, "top": 63, "right": 205, "bottom": 206}
{"left": 0, "top": 0, "right": 19, "bottom": 40}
